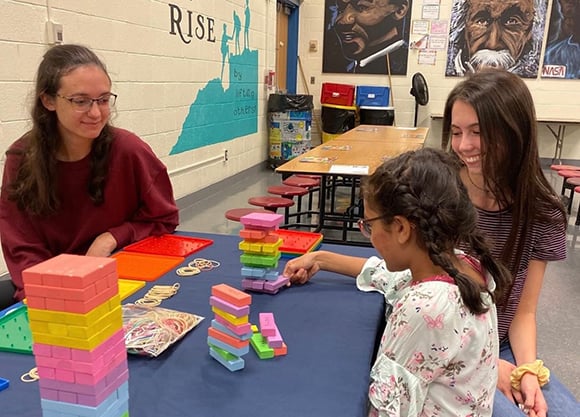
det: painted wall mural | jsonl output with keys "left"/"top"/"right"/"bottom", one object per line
{"left": 322, "top": 0, "right": 412, "bottom": 75}
{"left": 168, "top": 0, "right": 258, "bottom": 155}
{"left": 542, "top": 0, "right": 580, "bottom": 78}
{"left": 445, "top": 0, "right": 548, "bottom": 78}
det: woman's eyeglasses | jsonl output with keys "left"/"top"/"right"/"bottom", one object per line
{"left": 56, "top": 93, "right": 117, "bottom": 112}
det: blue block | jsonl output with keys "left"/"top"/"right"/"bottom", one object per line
{"left": 209, "top": 346, "right": 245, "bottom": 371}
{"left": 211, "top": 319, "right": 252, "bottom": 340}
{"left": 241, "top": 266, "right": 266, "bottom": 278}
{"left": 207, "top": 336, "right": 249, "bottom": 357}
{"left": 41, "top": 381, "right": 129, "bottom": 417}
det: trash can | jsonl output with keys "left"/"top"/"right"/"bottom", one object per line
{"left": 268, "top": 94, "right": 314, "bottom": 168}
{"left": 321, "top": 103, "right": 357, "bottom": 142}
{"left": 359, "top": 106, "right": 395, "bottom": 126}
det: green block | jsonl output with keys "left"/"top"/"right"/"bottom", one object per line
{"left": 209, "top": 343, "right": 239, "bottom": 361}
{"left": 240, "top": 253, "right": 281, "bottom": 268}
{"left": 0, "top": 303, "right": 33, "bottom": 354}
{"left": 250, "top": 332, "right": 274, "bottom": 359}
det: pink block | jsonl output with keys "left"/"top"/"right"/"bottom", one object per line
{"left": 22, "top": 254, "right": 116, "bottom": 290}
{"left": 209, "top": 296, "right": 250, "bottom": 317}
{"left": 55, "top": 368, "right": 75, "bottom": 383}
{"left": 266, "top": 327, "right": 284, "bottom": 348}
{"left": 25, "top": 296, "right": 46, "bottom": 309}
{"left": 32, "top": 343, "right": 54, "bottom": 357}
{"left": 52, "top": 345, "right": 72, "bottom": 360}
{"left": 39, "top": 360, "right": 127, "bottom": 396}
{"left": 259, "top": 312, "right": 277, "bottom": 337}
{"left": 240, "top": 212, "right": 284, "bottom": 228}
{"left": 214, "top": 315, "right": 252, "bottom": 335}
{"left": 75, "top": 353, "right": 127, "bottom": 385}
{"left": 35, "top": 335, "right": 125, "bottom": 376}
{"left": 62, "top": 284, "right": 117, "bottom": 314}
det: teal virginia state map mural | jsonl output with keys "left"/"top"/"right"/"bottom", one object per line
{"left": 170, "top": 0, "right": 258, "bottom": 155}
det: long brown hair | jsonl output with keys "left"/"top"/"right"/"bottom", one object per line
{"left": 6, "top": 44, "right": 113, "bottom": 216}
{"left": 442, "top": 68, "right": 567, "bottom": 283}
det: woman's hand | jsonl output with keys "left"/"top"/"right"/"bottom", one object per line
{"left": 283, "top": 252, "right": 320, "bottom": 285}
{"left": 518, "top": 373, "right": 547, "bottom": 417}
{"left": 85, "top": 232, "right": 117, "bottom": 257}
{"left": 497, "top": 359, "right": 548, "bottom": 417}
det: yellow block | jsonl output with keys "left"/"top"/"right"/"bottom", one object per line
{"left": 32, "top": 320, "right": 120, "bottom": 350}
{"left": 27, "top": 295, "right": 120, "bottom": 327}
{"left": 211, "top": 306, "right": 249, "bottom": 325}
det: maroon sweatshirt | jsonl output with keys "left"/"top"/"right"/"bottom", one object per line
{"left": 0, "top": 127, "right": 179, "bottom": 301}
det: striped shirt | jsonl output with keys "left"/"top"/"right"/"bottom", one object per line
{"left": 466, "top": 206, "right": 567, "bottom": 342}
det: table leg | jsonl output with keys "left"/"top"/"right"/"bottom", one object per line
{"left": 314, "top": 174, "right": 328, "bottom": 233}
{"left": 546, "top": 124, "right": 566, "bottom": 163}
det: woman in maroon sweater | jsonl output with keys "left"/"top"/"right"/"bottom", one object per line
{"left": 0, "top": 44, "right": 178, "bottom": 308}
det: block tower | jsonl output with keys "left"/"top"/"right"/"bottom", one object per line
{"left": 238, "top": 212, "right": 289, "bottom": 294}
{"left": 208, "top": 284, "right": 252, "bottom": 371}
{"left": 23, "top": 254, "right": 129, "bottom": 417}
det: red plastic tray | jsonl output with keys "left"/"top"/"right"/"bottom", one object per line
{"left": 111, "top": 252, "right": 184, "bottom": 282}
{"left": 276, "top": 230, "right": 323, "bottom": 254}
{"left": 123, "top": 234, "right": 213, "bottom": 257}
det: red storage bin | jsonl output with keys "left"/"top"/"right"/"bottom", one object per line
{"left": 321, "top": 82, "right": 355, "bottom": 106}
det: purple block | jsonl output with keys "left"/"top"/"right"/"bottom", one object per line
{"left": 210, "top": 296, "right": 250, "bottom": 317}
{"left": 264, "top": 275, "right": 289, "bottom": 291}
{"left": 214, "top": 315, "right": 253, "bottom": 336}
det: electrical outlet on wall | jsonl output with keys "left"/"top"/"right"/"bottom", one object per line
{"left": 223, "top": 149, "right": 229, "bottom": 162}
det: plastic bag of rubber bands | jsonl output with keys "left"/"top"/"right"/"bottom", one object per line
{"left": 122, "top": 304, "right": 204, "bottom": 357}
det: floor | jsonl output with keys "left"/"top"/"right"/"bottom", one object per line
{"left": 177, "top": 161, "right": 580, "bottom": 399}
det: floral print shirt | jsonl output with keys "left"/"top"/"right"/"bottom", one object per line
{"left": 357, "top": 254, "right": 499, "bottom": 417}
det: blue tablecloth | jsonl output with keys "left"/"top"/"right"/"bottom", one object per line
{"left": 0, "top": 232, "right": 383, "bottom": 417}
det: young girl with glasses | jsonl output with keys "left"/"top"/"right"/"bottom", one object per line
{"left": 0, "top": 44, "right": 179, "bottom": 309}
{"left": 283, "top": 147, "right": 511, "bottom": 416}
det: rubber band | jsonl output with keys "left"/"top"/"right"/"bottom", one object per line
{"left": 21, "top": 367, "right": 39, "bottom": 383}
{"left": 176, "top": 266, "right": 201, "bottom": 277}
{"left": 134, "top": 283, "right": 180, "bottom": 306}
{"left": 188, "top": 258, "right": 220, "bottom": 271}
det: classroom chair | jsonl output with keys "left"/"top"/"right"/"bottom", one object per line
{"left": 247, "top": 196, "right": 295, "bottom": 225}
{"left": 267, "top": 185, "right": 310, "bottom": 225}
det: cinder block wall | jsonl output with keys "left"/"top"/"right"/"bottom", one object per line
{"left": 0, "top": 0, "right": 278, "bottom": 275}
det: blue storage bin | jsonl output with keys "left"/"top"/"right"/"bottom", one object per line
{"left": 356, "top": 86, "right": 390, "bottom": 107}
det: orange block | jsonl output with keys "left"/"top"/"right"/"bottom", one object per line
{"left": 211, "top": 284, "right": 251, "bottom": 307}
{"left": 208, "top": 327, "right": 249, "bottom": 349}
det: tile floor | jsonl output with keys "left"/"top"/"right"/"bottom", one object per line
{"left": 177, "top": 161, "right": 580, "bottom": 399}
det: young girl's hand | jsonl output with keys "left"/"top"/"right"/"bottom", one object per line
{"left": 283, "top": 252, "right": 320, "bottom": 285}
{"left": 497, "top": 358, "right": 517, "bottom": 400}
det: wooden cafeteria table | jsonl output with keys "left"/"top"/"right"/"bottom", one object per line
{"left": 276, "top": 125, "right": 428, "bottom": 244}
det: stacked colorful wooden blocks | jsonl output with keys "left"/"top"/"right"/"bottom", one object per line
{"left": 22, "top": 254, "right": 129, "bottom": 417}
{"left": 208, "top": 284, "right": 253, "bottom": 371}
{"left": 239, "top": 212, "right": 289, "bottom": 294}
{"left": 250, "top": 312, "right": 287, "bottom": 359}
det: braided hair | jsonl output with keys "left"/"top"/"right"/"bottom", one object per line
{"left": 362, "top": 147, "right": 510, "bottom": 315}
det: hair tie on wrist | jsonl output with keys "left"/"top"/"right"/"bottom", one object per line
{"left": 510, "top": 359, "right": 550, "bottom": 390}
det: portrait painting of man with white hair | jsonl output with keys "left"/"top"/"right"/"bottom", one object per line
{"left": 445, "top": 0, "right": 548, "bottom": 77}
